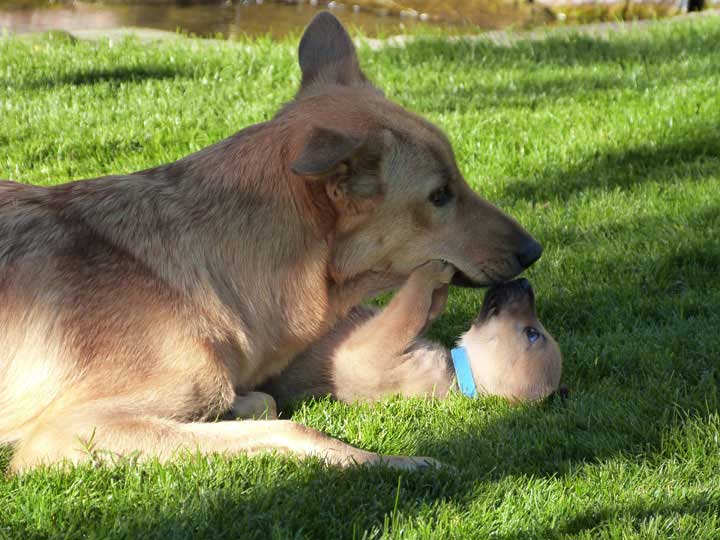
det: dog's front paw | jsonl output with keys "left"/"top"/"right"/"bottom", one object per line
{"left": 229, "top": 392, "right": 278, "bottom": 420}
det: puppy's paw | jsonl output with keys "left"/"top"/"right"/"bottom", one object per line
{"left": 411, "top": 260, "right": 456, "bottom": 289}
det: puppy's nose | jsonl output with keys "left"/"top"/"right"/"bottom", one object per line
{"left": 516, "top": 238, "right": 543, "bottom": 269}
{"left": 516, "top": 277, "right": 532, "bottom": 291}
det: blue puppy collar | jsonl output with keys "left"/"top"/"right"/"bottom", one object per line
{"left": 451, "top": 347, "right": 477, "bottom": 398}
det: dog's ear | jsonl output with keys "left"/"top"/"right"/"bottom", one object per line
{"left": 298, "top": 12, "right": 367, "bottom": 90}
{"left": 291, "top": 127, "right": 363, "bottom": 178}
{"left": 292, "top": 127, "right": 385, "bottom": 212}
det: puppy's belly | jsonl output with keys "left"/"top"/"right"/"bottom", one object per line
{"left": 333, "top": 339, "right": 453, "bottom": 402}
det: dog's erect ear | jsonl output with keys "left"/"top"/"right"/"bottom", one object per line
{"left": 291, "top": 127, "right": 364, "bottom": 178}
{"left": 298, "top": 12, "right": 367, "bottom": 90}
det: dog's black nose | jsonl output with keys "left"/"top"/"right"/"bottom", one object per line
{"left": 516, "top": 238, "right": 543, "bottom": 269}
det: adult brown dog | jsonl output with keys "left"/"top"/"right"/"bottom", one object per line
{"left": 0, "top": 13, "right": 541, "bottom": 472}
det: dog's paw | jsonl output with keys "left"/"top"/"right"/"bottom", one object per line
{"left": 377, "top": 454, "right": 447, "bottom": 471}
{"left": 229, "top": 392, "right": 278, "bottom": 420}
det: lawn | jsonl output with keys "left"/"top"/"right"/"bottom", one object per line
{"left": 1, "top": 15, "right": 719, "bottom": 539}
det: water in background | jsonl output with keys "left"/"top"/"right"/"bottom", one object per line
{"left": 0, "top": 0, "right": 555, "bottom": 38}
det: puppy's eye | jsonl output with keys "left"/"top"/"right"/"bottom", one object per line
{"left": 428, "top": 185, "right": 453, "bottom": 207}
{"left": 524, "top": 326, "right": 542, "bottom": 344}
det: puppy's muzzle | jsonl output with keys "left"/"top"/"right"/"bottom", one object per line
{"left": 474, "top": 278, "right": 536, "bottom": 325}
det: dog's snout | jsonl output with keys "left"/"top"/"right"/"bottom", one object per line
{"left": 516, "top": 238, "right": 543, "bottom": 269}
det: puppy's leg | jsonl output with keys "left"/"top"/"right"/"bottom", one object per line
{"left": 427, "top": 284, "right": 450, "bottom": 324}
{"left": 10, "top": 409, "right": 439, "bottom": 473}
{"left": 338, "top": 260, "right": 454, "bottom": 366}
{"left": 329, "top": 269, "right": 406, "bottom": 318}
{"left": 228, "top": 391, "right": 278, "bottom": 420}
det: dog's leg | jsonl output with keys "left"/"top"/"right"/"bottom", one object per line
{"left": 337, "top": 260, "right": 454, "bottom": 367}
{"left": 10, "top": 411, "right": 439, "bottom": 473}
{"left": 227, "top": 391, "right": 278, "bottom": 420}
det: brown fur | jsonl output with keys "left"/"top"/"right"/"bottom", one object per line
{"left": 0, "top": 13, "right": 541, "bottom": 472}
{"left": 263, "top": 263, "right": 562, "bottom": 409}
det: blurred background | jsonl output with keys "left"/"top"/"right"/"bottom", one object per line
{"left": 0, "top": 0, "right": 717, "bottom": 39}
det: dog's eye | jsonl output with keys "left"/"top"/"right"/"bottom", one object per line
{"left": 524, "top": 327, "right": 542, "bottom": 344}
{"left": 428, "top": 185, "right": 453, "bottom": 207}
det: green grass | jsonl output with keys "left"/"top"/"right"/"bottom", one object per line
{"left": 1, "top": 17, "right": 720, "bottom": 539}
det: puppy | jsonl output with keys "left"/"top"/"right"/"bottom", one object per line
{"left": 258, "top": 261, "right": 562, "bottom": 413}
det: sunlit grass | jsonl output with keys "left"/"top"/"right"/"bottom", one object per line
{"left": 1, "top": 16, "right": 719, "bottom": 539}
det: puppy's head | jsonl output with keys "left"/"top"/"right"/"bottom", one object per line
{"left": 286, "top": 12, "right": 542, "bottom": 290}
{"left": 458, "top": 279, "right": 562, "bottom": 401}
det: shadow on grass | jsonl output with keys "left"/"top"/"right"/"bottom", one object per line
{"left": 4, "top": 440, "right": 717, "bottom": 540}
{"left": 538, "top": 204, "right": 720, "bottom": 255}
{"left": 405, "top": 63, "right": 713, "bottom": 113}
{"left": 496, "top": 493, "right": 719, "bottom": 539}
{"left": 417, "top": 374, "right": 718, "bottom": 482}
{"left": 1, "top": 453, "right": 462, "bottom": 540}
{"left": 376, "top": 24, "right": 720, "bottom": 113}
{"left": 536, "top": 208, "right": 720, "bottom": 332}
{"left": 384, "top": 24, "right": 720, "bottom": 71}
{"left": 4, "top": 432, "right": 716, "bottom": 539}
{"left": 10, "top": 64, "right": 194, "bottom": 90}
{"left": 502, "top": 123, "right": 720, "bottom": 202}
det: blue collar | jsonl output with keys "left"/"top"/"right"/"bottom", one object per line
{"left": 451, "top": 346, "right": 477, "bottom": 398}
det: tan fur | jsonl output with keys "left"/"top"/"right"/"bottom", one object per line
{"left": 264, "top": 263, "right": 561, "bottom": 407}
{"left": 0, "top": 13, "right": 541, "bottom": 473}
{"left": 458, "top": 281, "right": 562, "bottom": 401}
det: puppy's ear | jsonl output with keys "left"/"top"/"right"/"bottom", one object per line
{"left": 298, "top": 12, "right": 367, "bottom": 91}
{"left": 291, "top": 127, "right": 363, "bottom": 178}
